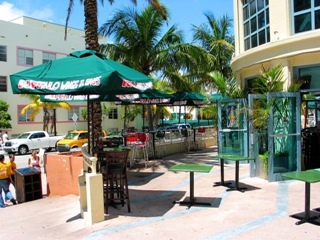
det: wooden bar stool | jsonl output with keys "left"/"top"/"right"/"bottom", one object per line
{"left": 101, "top": 150, "right": 131, "bottom": 214}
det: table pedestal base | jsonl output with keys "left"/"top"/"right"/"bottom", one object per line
{"left": 290, "top": 211, "right": 320, "bottom": 225}
{"left": 173, "top": 197, "right": 211, "bottom": 209}
{"left": 226, "top": 185, "right": 247, "bottom": 193}
{"left": 213, "top": 181, "right": 232, "bottom": 187}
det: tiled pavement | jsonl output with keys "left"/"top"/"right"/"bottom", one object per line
{"left": 2, "top": 146, "right": 320, "bottom": 240}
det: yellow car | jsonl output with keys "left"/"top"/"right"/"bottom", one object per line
{"left": 57, "top": 129, "right": 106, "bottom": 152}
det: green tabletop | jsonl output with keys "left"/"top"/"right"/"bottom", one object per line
{"left": 208, "top": 154, "right": 255, "bottom": 161}
{"left": 282, "top": 171, "right": 320, "bottom": 183}
{"left": 169, "top": 163, "right": 213, "bottom": 173}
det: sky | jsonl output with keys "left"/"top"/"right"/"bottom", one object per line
{"left": 0, "top": 0, "right": 233, "bottom": 42}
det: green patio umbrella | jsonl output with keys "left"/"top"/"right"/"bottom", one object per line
{"left": 163, "top": 90, "right": 208, "bottom": 106}
{"left": 10, "top": 50, "right": 153, "bottom": 95}
{"left": 210, "top": 92, "right": 228, "bottom": 103}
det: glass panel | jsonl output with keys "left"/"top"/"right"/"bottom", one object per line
{"left": 294, "top": 0, "right": 311, "bottom": 12}
{"left": 294, "top": 13, "right": 312, "bottom": 33}
{"left": 0, "top": 46, "right": 6, "bottom": 62}
{"left": 251, "top": 34, "right": 258, "bottom": 48}
{"left": 316, "top": 0, "right": 320, "bottom": 7}
{"left": 266, "top": 8, "right": 269, "bottom": 24}
{"left": 244, "top": 22, "right": 250, "bottom": 36}
{"left": 250, "top": 16, "right": 257, "bottom": 32}
{"left": 220, "top": 101, "right": 247, "bottom": 155}
{"left": 243, "top": 5, "right": 249, "bottom": 21}
{"left": 258, "top": 29, "right": 266, "bottom": 45}
{"left": 244, "top": 38, "right": 250, "bottom": 50}
{"left": 271, "top": 97, "right": 298, "bottom": 173}
{"left": 0, "top": 76, "right": 7, "bottom": 92}
{"left": 316, "top": 10, "right": 320, "bottom": 29}
{"left": 257, "top": 0, "right": 264, "bottom": 11}
{"left": 266, "top": 26, "right": 270, "bottom": 42}
{"left": 258, "top": 12, "right": 265, "bottom": 27}
{"left": 250, "top": 0, "right": 257, "bottom": 16}
{"left": 272, "top": 136, "right": 298, "bottom": 173}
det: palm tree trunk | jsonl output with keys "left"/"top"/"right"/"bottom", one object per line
{"left": 84, "top": 0, "right": 102, "bottom": 152}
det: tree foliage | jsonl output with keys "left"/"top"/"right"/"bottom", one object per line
{"left": 0, "top": 99, "right": 12, "bottom": 129}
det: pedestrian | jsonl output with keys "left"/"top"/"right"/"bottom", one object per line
{"left": 0, "top": 154, "right": 17, "bottom": 207}
{"left": 7, "top": 154, "right": 16, "bottom": 186}
{"left": 2, "top": 131, "right": 9, "bottom": 144}
{"left": 28, "top": 150, "right": 42, "bottom": 171}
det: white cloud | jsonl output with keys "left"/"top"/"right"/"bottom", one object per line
{"left": 0, "top": 1, "right": 54, "bottom": 21}
{"left": 0, "top": 1, "right": 24, "bottom": 20}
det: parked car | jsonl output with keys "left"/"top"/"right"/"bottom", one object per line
{"left": 56, "top": 129, "right": 107, "bottom": 152}
{"left": 156, "top": 123, "right": 192, "bottom": 138}
{"left": 4, "top": 131, "right": 65, "bottom": 155}
{"left": 167, "top": 123, "right": 192, "bottom": 130}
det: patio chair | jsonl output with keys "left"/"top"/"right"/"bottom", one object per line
{"left": 126, "top": 133, "right": 138, "bottom": 167}
{"left": 195, "top": 127, "right": 206, "bottom": 149}
{"left": 134, "top": 132, "right": 149, "bottom": 168}
{"left": 101, "top": 150, "right": 131, "bottom": 214}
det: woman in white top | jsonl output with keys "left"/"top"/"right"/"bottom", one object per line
{"left": 28, "top": 150, "right": 42, "bottom": 171}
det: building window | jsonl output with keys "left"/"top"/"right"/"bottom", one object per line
{"left": 18, "top": 48, "right": 33, "bottom": 65}
{"left": 245, "top": 76, "right": 259, "bottom": 94}
{"left": 68, "top": 107, "right": 80, "bottom": 121}
{"left": 0, "top": 45, "right": 7, "bottom": 62}
{"left": 293, "top": 0, "right": 320, "bottom": 33}
{"left": 108, "top": 108, "right": 118, "bottom": 119}
{"left": 243, "top": 0, "right": 270, "bottom": 50}
{"left": 0, "top": 76, "right": 7, "bottom": 92}
{"left": 18, "top": 106, "right": 34, "bottom": 122}
{"left": 42, "top": 52, "right": 56, "bottom": 63}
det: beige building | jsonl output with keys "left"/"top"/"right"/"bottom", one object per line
{"left": 231, "top": 0, "right": 320, "bottom": 91}
{"left": 0, "top": 17, "right": 130, "bottom": 137}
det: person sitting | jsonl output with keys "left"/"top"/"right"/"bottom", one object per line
{"left": 28, "top": 150, "right": 42, "bottom": 171}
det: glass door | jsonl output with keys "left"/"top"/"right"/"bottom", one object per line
{"left": 248, "top": 94, "right": 266, "bottom": 178}
{"left": 218, "top": 98, "right": 248, "bottom": 156}
{"left": 268, "top": 92, "right": 301, "bottom": 181}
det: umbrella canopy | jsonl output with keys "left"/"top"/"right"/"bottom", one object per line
{"left": 210, "top": 92, "right": 228, "bottom": 103}
{"left": 10, "top": 50, "right": 153, "bottom": 95}
{"left": 39, "top": 89, "right": 172, "bottom": 105}
{"left": 164, "top": 90, "right": 208, "bottom": 106}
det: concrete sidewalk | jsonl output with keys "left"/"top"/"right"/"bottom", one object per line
{"left": 2, "top": 146, "right": 320, "bottom": 240}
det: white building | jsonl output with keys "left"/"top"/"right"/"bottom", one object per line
{"left": 0, "top": 16, "right": 129, "bottom": 137}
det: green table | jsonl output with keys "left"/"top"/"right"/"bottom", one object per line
{"left": 283, "top": 170, "right": 320, "bottom": 225}
{"left": 169, "top": 163, "right": 213, "bottom": 209}
{"left": 209, "top": 154, "right": 255, "bottom": 192}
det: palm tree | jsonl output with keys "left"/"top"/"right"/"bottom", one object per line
{"left": 99, "top": 5, "right": 207, "bottom": 130}
{"left": 192, "top": 13, "right": 234, "bottom": 80}
{"left": 21, "top": 95, "right": 71, "bottom": 134}
{"left": 207, "top": 71, "right": 245, "bottom": 99}
{"left": 65, "top": 0, "right": 165, "bottom": 149}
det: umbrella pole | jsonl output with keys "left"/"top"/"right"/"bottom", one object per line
{"left": 142, "top": 105, "right": 145, "bottom": 131}
{"left": 87, "top": 97, "right": 91, "bottom": 153}
{"left": 53, "top": 108, "right": 57, "bottom": 136}
{"left": 162, "top": 108, "right": 164, "bottom": 127}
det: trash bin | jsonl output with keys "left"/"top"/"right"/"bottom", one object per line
{"left": 15, "top": 167, "right": 42, "bottom": 203}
